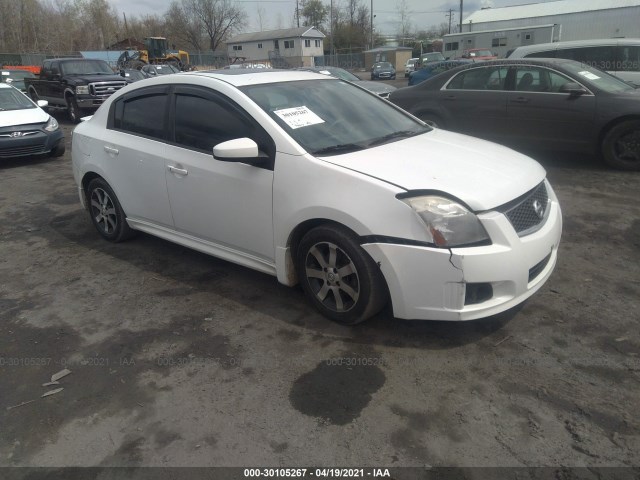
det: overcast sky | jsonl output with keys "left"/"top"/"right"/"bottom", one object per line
{"left": 108, "top": 0, "right": 560, "bottom": 35}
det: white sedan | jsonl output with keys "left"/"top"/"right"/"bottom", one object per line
{"left": 71, "top": 70, "right": 562, "bottom": 324}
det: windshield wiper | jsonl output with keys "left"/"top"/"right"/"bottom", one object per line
{"left": 367, "top": 130, "right": 420, "bottom": 147}
{"left": 312, "top": 143, "right": 365, "bottom": 156}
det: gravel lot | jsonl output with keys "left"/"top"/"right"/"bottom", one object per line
{"left": 1, "top": 110, "right": 639, "bottom": 469}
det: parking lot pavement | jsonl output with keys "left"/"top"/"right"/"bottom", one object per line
{"left": 1, "top": 116, "right": 639, "bottom": 468}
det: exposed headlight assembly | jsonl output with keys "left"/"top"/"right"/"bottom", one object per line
{"left": 44, "top": 116, "right": 59, "bottom": 132}
{"left": 402, "top": 195, "right": 490, "bottom": 248}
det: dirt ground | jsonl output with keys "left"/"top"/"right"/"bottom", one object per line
{"left": 1, "top": 112, "right": 639, "bottom": 471}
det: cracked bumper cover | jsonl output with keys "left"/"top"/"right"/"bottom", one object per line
{"left": 361, "top": 200, "right": 562, "bottom": 321}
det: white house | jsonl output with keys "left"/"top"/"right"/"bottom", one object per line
{"left": 226, "top": 27, "right": 326, "bottom": 68}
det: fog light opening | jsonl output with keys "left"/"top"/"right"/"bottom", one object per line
{"left": 465, "top": 283, "right": 493, "bottom": 305}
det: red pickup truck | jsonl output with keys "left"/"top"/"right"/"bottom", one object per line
{"left": 460, "top": 49, "right": 498, "bottom": 61}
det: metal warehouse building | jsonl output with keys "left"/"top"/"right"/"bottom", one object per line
{"left": 443, "top": 0, "right": 640, "bottom": 58}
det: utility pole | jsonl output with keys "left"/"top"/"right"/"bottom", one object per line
{"left": 370, "top": 0, "right": 374, "bottom": 50}
{"left": 445, "top": 9, "right": 454, "bottom": 34}
{"left": 459, "top": 0, "right": 463, "bottom": 33}
{"left": 330, "top": 0, "right": 334, "bottom": 65}
{"left": 296, "top": 0, "right": 300, "bottom": 27}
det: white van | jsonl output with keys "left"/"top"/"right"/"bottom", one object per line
{"left": 507, "top": 39, "right": 640, "bottom": 86}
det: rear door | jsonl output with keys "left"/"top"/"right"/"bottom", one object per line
{"left": 506, "top": 65, "right": 596, "bottom": 151}
{"left": 439, "top": 65, "right": 510, "bottom": 142}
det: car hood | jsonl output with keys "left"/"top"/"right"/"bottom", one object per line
{"left": 355, "top": 80, "right": 397, "bottom": 94}
{"left": 318, "top": 129, "right": 546, "bottom": 211}
{"left": 0, "top": 107, "right": 48, "bottom": 127}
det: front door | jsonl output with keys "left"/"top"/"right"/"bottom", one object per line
{"left": 164, "top": 86, "right": 275, "bottom": 263}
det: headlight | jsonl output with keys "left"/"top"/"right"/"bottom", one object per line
{"left": 76, "top": 86, "right": 89, "bottom": 95}
{"left": 402, "top": 195, "right": 490, "bottom": 247}
{"left": 44, "top": 116, "right": 59, "bottom": 132}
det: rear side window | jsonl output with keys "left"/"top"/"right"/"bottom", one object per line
{"left": 525, "top": 50, "right": 556, "bottom": 58}
{"left": 447, "top": 66, "right": 508, "bottom": 90}
{"left": 113, "top": 91, "right": 168, "bottom": 140}
{"left": 550, "top": 46, "right": 616, "bottom": 71}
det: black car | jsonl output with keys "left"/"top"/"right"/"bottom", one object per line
{"left": 371, "top": 62, "right": 396, "bottom": 80}
{"left": 389, "top": 58, "right": 640, "bottom": 170}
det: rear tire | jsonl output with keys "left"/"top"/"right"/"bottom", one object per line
{"left": 601, "top": 120, "right": 640, "bottom": 171}
{"left": 86, "top": 178, "right": 134, "bottom": 242}
{"left": 296, "top": 224, "right": 388, "bottom": 325}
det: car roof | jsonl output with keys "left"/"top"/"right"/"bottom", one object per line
{"left": 510, "top": 38, "right": 640, "bottom": 55}
{"left": 142, "top": 69, "right": 335, "bottom": 87}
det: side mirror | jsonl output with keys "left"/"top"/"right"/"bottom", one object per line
{"left": 37, "top": 100, "right": 49, "bottom": 108}
{"left": 559, "top": 82, "right": 588, "bottom": 97}
{"left": 213, "top": 138, "right": 267, "bottom": 166}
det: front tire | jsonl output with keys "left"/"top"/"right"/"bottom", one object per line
{"left": 602, "top": 120, "right": 640, "bottom": 171}
{"left": 49, "top": 142, "right": 65, "bottom": 158}
{"left": 67, "top": 96, "right": 82, "bottom": 124}
{"left": 417, "top": 113, "right": 445, "bottom": 129}
{"left": 296, "top": 224, "right": 388, "bottom": 325}
{"left": 86, "top": 178, "right": 134, "bottom": 242}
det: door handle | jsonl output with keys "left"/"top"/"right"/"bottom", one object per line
{"left": 168, "top": 165, "right": 188, "bottom": 176}
{"left": 445, "top": 95, "right": 456, "bottom": 101}
{"left": 511, "top": 97, "right": 530, "bottom": 104}
{"left": 103, "top": 146, "right": 119, "bottom": 155}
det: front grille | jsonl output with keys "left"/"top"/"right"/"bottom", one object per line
{"left": 0, "top": 144, "right": 47, "bottom": 157}
{"left": 529, "top": 251, "right": 552, "bottom": 283}
{"left": 89, "top": 81, "right": 127, "bottom": 100}
{"left": 497, "top": 182, "right": 549, "bottom": 236}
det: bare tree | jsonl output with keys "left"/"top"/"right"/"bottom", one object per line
{"left": 165, "top": 1, "right": 205, "bottom": 51}
{"left": 395, "top": 0, "right": 412, "bottom": 47}
{"left": 256, "top": 5, "right": 267, "bottom": 31}
{"left": 301, "top": 0, "right": 328, "bottom": 29}
{"left": 183, "top": 0, "right": 246, "bottom": 52}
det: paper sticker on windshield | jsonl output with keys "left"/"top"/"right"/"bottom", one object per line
{"left": 274, "top": 106, "right": 325, "bottom": 129}
{"left": 1, "top": 72, "right": 9, "bottom": 76}
{"left": 578, "top": 71, "right": 600, "bottom": 80}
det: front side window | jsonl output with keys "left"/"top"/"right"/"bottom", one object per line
{"left": 447, "top": 66, "right": 508, "bottom": 90}
{"left": 173, "top": 93, "right": 255, "bottom": 152}
{"left": 113, "top": 92, "right": 168, "bottom": 140}
{"left": 60, "top": 60, "right": 113, "bottom": 75}
{"left": 513, "top": 66, "right": 573, "bottom": 92}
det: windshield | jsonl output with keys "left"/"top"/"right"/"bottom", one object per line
{"left": 374, "top": 62, "right": 393, "bottom": 69}
{"left": 241, "top": 79, "right": 428, "bottom": 156}
{"left": 60, "top": 60, "right": 114, "bottom": 75}
{"left": 562, "top": 62, "right": 635, "bottom": 93}
{"left": 0, "top": 88, "right": 35, "bottom": 111}
{"left": 154, "top": 65, "right": 178, "bottom": 75}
